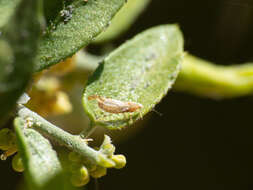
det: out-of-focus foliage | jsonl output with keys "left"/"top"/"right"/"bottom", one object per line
{"left": 94, "top": 0, "right": 151, "bottom": 43}
{"left": 0, "top": 0, "right": 40, "bottom": 126}
{"left": 35, "top": 0, "right": 126, "bottom": 72}
{"left": 175, "top": 54, "right": 253, "bottom": 99}
{"left": 0, "top": 0, "right": 21, "bottom": 28}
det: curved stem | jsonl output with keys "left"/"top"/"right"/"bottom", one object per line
{"left": 17, "top": 106, "right": 115, "bottom": 168}
{"left": 174, "top": 54, "right": 253, "bottom": 99}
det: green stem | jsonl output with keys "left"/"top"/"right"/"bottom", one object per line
{"left": 17, "top": 106, "right": 115, "bottom": 168}
{"left": 80, "top": 124, "right": 96, "bottom": 138}
{"left": 174, "top": 54, "right": 253, "bottom": 99}
{"left": 75, "top": 51, "right": 102, "bottom": 71}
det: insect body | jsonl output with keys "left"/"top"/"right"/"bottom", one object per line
{"left": 88, "top": 95, "right": 143, "bottom": 114}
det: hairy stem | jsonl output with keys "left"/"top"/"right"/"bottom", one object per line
{"left": 17, "top": 106, "right": 115, "bottom": 168}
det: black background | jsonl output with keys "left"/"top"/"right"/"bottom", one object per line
{"left": 2, "top": 0, "right": 253, "bottom": 189}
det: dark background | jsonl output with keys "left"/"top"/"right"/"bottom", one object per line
{"left": 101, "top": 0, "right": 253, "bottom": 190}
{"left": 2, "top": 0, "right": 253, "bottom": 189}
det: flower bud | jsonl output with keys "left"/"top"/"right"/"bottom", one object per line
{"left": 27, "top": 77, "right": 72, "bottom": 117}
{"left": 0, "top": 128, "right": 16, "bottom": 150}
{"left": 97, "top": 154, "right": 115, "bottom": 168}
{"left": 70, "top": 166, "right": 90, "bottom": 187}
{"left": 85, "top": 163, "right": 96, "bottom": 172}
{"left": 90, "top": 166, "right": 107, "bottom": 178}
{"left": 100, "top": 135, "right": 115, "bottom": 157}
{"left": 52, "top": 91, "right": 73, "bottom": 115}
{"left": 69, "top": 163, "right": 82, "bottom": 173}
{"left": 68, "top": 151, "right": 82, "bottom": 163}
{"left": 12, "top": 153, "right": 24, "bottom": 172}
{"left": 49, "top": 56, "right": 76, "bottom": 76}
{"left": 111, "top": 154, "right": 126, "bottom": 169}
{"left": 82, "top": 158, "right": 97, "bottom": 172}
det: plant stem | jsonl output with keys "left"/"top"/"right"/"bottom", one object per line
{"left": 80, "top": 124, "right": 97, "bottom": 139}
{"left": 17, "top": 106, "right": 115, "bottom": 168}
{"left": 174, "top": 54, "right": 253, "bottom": 99}
{"left": 75, "top": 51, "right": 102, "bottom": 72}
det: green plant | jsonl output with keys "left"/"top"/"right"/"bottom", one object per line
{"left": 1, "top": 0, "right": 253, "bottom": 189}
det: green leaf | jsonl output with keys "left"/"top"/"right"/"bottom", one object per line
{"left": 0, "top": 0, "right": 21, "bottom": 29}
{"left": 35, "top": 0, "right": 126, "bottom": 72}
{"left": 94, "top": 0, "right": 151, "bottom": 43}
{"left": 14, "top": 117, "right": 69, "bottom": 190}
{"left": 43, "top": 0, "right": 64, "bottom": 24}
{"left": 82, "top": 25, "right": 184, "bottom": 129}
{"left": 0, "top": 0, "right": 40, "bottom": 125}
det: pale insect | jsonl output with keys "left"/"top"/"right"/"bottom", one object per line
{"left": 88, "top": 95, "right": 143, "bottom": 114}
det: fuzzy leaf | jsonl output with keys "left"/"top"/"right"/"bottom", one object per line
{"left": 94, "top": 0, "right": 151, "bottom": 43}
{"left": 0, "top": 0, "right": 40, "bottom": 125}
{"left": 0, "top": 0, "right": 21, "bottom": 29}
{"left": 83, "top": 25, "right": 184, "bottom": 129}
{"left": 35, "top": 0, "right": 126, "bottom": 72}
{"left": 14, "top": 117, "right": 66, "bottom": 190}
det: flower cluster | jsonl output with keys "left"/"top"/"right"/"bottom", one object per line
{"left": 66, "top": 135, "right": 126, "bottom": 187}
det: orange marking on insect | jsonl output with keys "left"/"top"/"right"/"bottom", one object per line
{"left": 88, "top": 95, "right": 143, "bottom": 114}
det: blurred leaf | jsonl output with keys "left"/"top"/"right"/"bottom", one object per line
{"left": 0, "top": 0, "right": 21, "bottom": 29}
{"left": 0, "top": 0, "right": 40, "bottom": 126}
{"left": 43, "top": 0, "right": 64, "bottom": 24}
{"left": 95, "top": 0, "right": 151, "bottom": 43}
{"left": 35, "top": 0, "right": 126, "bottom": 72}
{"left": 83, "top": 25, "right": 184, "bottom": 129}
{"left": 14, "top": 117, "right": 74, "bottom": 190}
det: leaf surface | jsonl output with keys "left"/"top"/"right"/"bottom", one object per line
{"left": 14, "top": 118, "right": 67, "bottom": 190}
{"left": 94, "top": 0, "right": 151, "bottom": 43}
{"left": 35, "top": 0, "right": 126, "bottom": 71}
{"left": 83, "top": 25, "right": 184, "bottom": 129}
